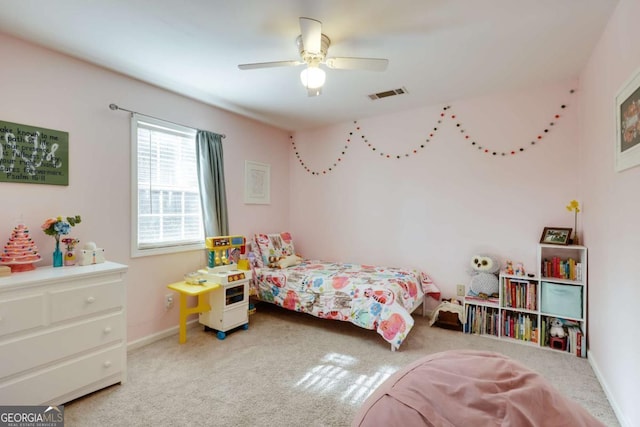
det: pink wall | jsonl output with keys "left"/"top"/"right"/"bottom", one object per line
{"left": 578, "top": 0, "right": 640, "bottom": 425}
{"left": 0, "top": 34, "right": 290, "bottom": 342}
{"left": 3, "top": 10, "right": 636, "bottom": 422}
{"left": 290, "top": 79, "right": 580, "bottom": 310}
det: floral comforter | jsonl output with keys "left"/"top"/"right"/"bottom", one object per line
{"left": 251, "top": 260, "right": 429, "bottom": 349}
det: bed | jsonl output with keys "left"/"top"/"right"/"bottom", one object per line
{"left": 248, "top": 232, "right": 441, "bottom": 350}
{"left": 352, "top": 350, "right": 605, "bottom": 426}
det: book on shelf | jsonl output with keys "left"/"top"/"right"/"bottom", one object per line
{"left": 501, "top": 310, "right": 537, "bottom": 342}
{"left": 464, "top": 304, "right": 499, "bottom": 336}
{"left": 576, "top": 330, "right": 583, "bottom": 357}
{"left": 565, "top": 324, "right": 585, "bottom": 358}
{"left": 541, "top": 257, "right": 583, "bottom": 281}
{"left": 502, "top": 278, "right": 537, "bottom": 310}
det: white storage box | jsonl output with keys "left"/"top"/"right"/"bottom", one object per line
{"left": 540, "top": 282, "right": 582, "bottom": 319}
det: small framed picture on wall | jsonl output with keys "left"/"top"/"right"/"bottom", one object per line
{"left": 244, "top": 160, "right": 270, "bottom": 204}
{"left": 539, "top": 227, "right": 572, "bottom": 245}
{"left": 615, "top": 65, "right": 640, "bottom": 172}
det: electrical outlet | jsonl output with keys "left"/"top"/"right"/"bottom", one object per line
{"left": 456, "top": 284, "right": 465, "bottom": 297}
{"left": 165, "top": 293, "right": 174, "bottom": 309}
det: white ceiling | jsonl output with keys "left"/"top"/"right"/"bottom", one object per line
{"left": 0, "top": 0, "right": 618, "bottom": 131}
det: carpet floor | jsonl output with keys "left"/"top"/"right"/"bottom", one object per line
{"left": 64, "top": 303, "right": 619, "bottom": 426}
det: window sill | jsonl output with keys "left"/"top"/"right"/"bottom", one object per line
{"left": 131, "top": 242, "right": 205, "bottom": 258}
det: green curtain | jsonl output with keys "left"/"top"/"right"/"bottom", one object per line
{"left": 195, "top": 131, "right": 229, "bottom": 237}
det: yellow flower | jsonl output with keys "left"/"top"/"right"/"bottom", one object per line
{"left": 566, "top": 200, "right": 580, "bottom": 213}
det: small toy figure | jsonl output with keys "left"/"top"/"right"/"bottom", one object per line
{"left": 505, "top": 260, "right": 514, "bottom": 275}
{"left": 515, "top": 262, "right": 525, "bottom": 276}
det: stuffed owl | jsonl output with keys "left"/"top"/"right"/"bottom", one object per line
{"left": 469, "top": 254, "right": 500, "bottom": 296}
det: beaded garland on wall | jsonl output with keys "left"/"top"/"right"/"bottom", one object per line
{"left": 291, "top": 89, "right": 575, "bottom": 175}
{"left": 290, "top": 120, "right": 360, "bottom": 176}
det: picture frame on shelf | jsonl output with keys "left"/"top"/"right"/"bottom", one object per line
{"left": 539, "top": 227, "right": 572, "bottom": 245}
{"left": 615, "top": 65, "right": 640, "bottom": 172}
{"left": 244, "top": 160, "right": 270, "bottom": 204}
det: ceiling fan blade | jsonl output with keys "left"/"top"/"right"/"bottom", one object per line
{"left": 324, "top": 57, "right": 389, "bottom": 71}
{"left": 299, "top": 17, "right": 322, "bottom": 53}
{"left": 238, "top": 60, "right": 303, "bottom": 70}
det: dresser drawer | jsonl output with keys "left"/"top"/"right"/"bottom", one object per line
{"left": 0, "top": 345, "right": 124, "bottom": 405}
{"left": 0, "top": 312, "right": 124, "bottom": 379}
{"left": 50, "top": 280, "right": 124, "bottom": 323}
{"left": 0, "top": 294, "right": 45, "bottom": 337}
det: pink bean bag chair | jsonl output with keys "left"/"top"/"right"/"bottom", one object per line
{"left": 353, "top": 350, "right": 604, "bottom": 427}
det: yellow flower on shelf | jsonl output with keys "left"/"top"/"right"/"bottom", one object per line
{"left": 566, "top": 200, "right": 580, "bottom": 213}
{"left": 566, "top": 200, "right": 581, "bottom": 245}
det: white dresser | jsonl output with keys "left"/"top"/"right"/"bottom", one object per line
{"left": 0, "top": 261, "right": 127, "bottom": 405}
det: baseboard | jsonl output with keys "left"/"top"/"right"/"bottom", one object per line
{"left": 127, "top": 319, "right": 199, "bottom": 352}
{"left": 588, "top": 349, "right": 629, "bottom": 427}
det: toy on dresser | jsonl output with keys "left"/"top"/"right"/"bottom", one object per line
{"left": 78, "top": 241, "right": 105, "bottom": 266}
{"left": 0, "top": 223, "right": 42, "bottom": 272}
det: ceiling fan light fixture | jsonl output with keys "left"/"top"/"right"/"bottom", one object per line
{"left": 300, "top": 66, "right": 326, "bottom": 89}
{"left": 238, "top": 17, "right": 389, "bottom": 97}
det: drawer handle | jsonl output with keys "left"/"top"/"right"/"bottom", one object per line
{"left": 103, "top": 361, "right": 112, "bottom": 368}
{"left": 104, "top": 326, "right": 112, "bottom": 334}
{"left": 86, "top": 296, "right": 96, "bottom": 304}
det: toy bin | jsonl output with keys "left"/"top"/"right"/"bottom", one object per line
{"left": 540, "top": 282, "right": 582, "bottom": 319}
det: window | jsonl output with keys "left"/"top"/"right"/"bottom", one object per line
{"left": 131, "top": 114, "right": 204, "bottom": 257}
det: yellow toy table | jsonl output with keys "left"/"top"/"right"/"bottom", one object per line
{"left": 167, "top": 280, "right": 220, "bottom": 343}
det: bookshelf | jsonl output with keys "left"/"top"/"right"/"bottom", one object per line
{"left": 463, "top": 244, "right": 587, "bottom": 357}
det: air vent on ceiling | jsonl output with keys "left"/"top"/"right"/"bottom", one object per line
{"left": 368, "top": 87, "right": 407, "bottom": 100}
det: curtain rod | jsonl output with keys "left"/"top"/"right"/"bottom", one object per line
{"left": 108, "top": 104, "right": 226, "bottom": 139}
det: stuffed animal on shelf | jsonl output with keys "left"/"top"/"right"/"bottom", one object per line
{"left": 469, "top": 254, "right": 501, "bottom": 296}
{"left": 549, "top": 318, "right": 566, "bottom": 338}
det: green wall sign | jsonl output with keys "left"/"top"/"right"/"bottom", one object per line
{"left": 0, "top": 120, "right": 69, "bottom": 185}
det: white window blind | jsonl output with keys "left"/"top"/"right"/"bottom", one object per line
{"left": 131, "top": 114, "right": 204, "bottom": 256}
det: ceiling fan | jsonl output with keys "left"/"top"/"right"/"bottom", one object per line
{"left": 238, "top": 17, "right": 389, "bottom": 97}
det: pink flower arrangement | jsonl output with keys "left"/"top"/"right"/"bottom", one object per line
{"left": 41, "top": 215, "right": 81, "bottom": 243}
